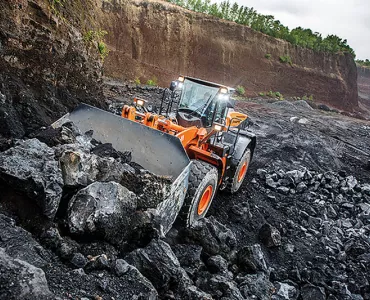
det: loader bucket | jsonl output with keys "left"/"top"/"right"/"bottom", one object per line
{"left": 53, "top": 103, "right": 191, "bottom": 233}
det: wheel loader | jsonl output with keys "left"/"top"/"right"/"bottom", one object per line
{"left": 54, "top": 76, "right": 256, "bottom": 228}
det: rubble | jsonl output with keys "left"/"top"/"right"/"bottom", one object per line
{"left": 0, "top": 139, "right": 63, "bottom": 219}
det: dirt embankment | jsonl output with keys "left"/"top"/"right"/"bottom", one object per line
{"left": 95, "top": 0, "right": 358, "bottom": 111}
{"left": 0, "top": 0, "right": 106, "bottom": 139}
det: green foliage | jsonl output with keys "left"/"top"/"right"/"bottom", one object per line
{"left": 236, "top": 85, "right": 245, "bottom": 95}
{"left": 146, "top": 76, "right": 158, "bottom": 86}
{"left": 279, "top": 55, "right": 292, "bottom": 65}
{"left": 259, "top": 92, "right": 265, "bottom": 96}
{"left": 98, "top": 41, "right": 109, "bottom": 60}
{"left": 302, "top": 95, "right": 308, "bottom": 101}
{"left": 356, "top": 59, "right": 370, "bottom": 67}
{"left": 308, "top": 94, "right": 314, "bottom": 101}
{"left": 265, "top": 54, "right": 271, "bottom": 59}
{"left": 165, "top": 0, "right": 355, "bottom": 56}
{"left": 134, "top": 77, "right": 141, "bottom": 85}
{"left": 267, "top": 91, "right": 273, "bottom": 97}
{"left": 274, "top": 91, "right": 281, "bottom": 97}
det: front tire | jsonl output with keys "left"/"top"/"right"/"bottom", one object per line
{"left": 177, "top": 160, "right": 218, "bottom": 227}
{"left": 226, "top": 149, "right": 251, "bottom": 194}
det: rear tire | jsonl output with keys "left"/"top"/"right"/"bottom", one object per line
{"left": 226, "top": 149, "right": 251, "bottom": 194}
{"left": 177, "top": 160, "right": 218, "bottom": 227}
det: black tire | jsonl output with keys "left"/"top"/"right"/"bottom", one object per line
{"left": 177, "top": 160, "right": 218, "bottom": 227}
{"left": 226, "top": 149, "right": 251, "bottom": 194}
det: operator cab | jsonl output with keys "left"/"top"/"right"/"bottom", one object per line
{"left": 171, "top": 76, "right": 235, "bottom": 129}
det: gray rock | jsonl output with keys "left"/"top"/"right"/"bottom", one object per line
{"left": 361, "top": 184, "right": 370, "bottom": 195}
{"left": 85, "top": 254, "right": 110, "bottom": 272}
{"left": 267, "top": 177, "right": 278, "bottom": 189}
{"left": 257, "top": 168, "right": 268, "bottom": 179}
{"left": 0, "top": 139, "right": 63, "bottom": 219}
{"left": 300, "top": 284, "right": 325, "bottom": 300}
{"left": 294, "top": 100, "right": 313, "bottom": 110}
{"left": 182, "top": 216, "right": 237, "bottom": 260}
{"left": 272, "top": 282, "right": 298, "bottom": 300}
{"left": 239, "top": 272, "right": 274, "bottom": 300}
{"left": 259, "top": 223, "right": 282, "bottom": 247}
{"left": 296, "top": 182, "right": 307, "bottom": 193}
{"left": 197, "top": 274, "right": 244, "bottom": 300}
{"left": 207, "top": 255, "right": 229, "bottom": 275}
{"left": 0, "top": 214, "right": 51, "bottom": 268}
{"left": 67, "top": 182, "right": 137, "bottom": 245}
{"left": 346, "top": 176, "right": 358, "bottom": 189}
{"left": 70, "top": 252, "right": 88, "bottom": 269}
{"left": 0, "top": 248, "right": 54, "bottom": 299}
{"left": 277, "top": 186, "right": 290, "bottom": 195}
{"left": 113, "top": 259, "right": 131, "bottom": 276}
{"left": 171, "top": 244, "right": 204, "bottom": 277}
{"left": 125, "top": 239, "right": 192, "bottom": 291}
{"left": 237, "top": 244, "right": 268, "bottom": 273}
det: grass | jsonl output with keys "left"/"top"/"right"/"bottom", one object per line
{"left": 83, "top": 30, "right": 109, "bottom": 61}
{"left": 265, "top": 54, "right": 271, "bottom": 59}
{"left": 134, "top": 77, "right": 141, "bottom": 85}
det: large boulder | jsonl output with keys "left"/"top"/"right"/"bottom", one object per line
{"left": 0, "top": 248, "right": 54, "bottom": 300}
{"left": 0, "top": 139, "right": 63, "bottom": 219}
{"left": 67, "top": 181, "right": 137, "bottom": 245}
{"left": 182, "top": 216, "right": 237, "bottom": 260}
{"left": 0, "top": 214, "right": 51, "bottom": 268}
{"left": 125, "top": 239, "right": 192, "bottom": 293}
{"left": 238, "top": 272, "right": 274, "bottom": 300}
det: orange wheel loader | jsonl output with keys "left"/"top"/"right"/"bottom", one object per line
{"left": 54, "top": 76, "right": 256, "bottom": 228}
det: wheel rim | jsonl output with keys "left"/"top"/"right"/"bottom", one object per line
{"left": 237, "top": 161, "right": 248, "bottom": 183}
{"left": 197, "top": 185, "right": 213, "bottom": 215}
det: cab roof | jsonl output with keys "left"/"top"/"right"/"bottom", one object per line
{"left": 183, "top": 76, "right": 235, "bottom": 94}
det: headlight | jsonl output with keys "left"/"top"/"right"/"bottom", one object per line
{"left": 219, "top": 87, "right": 228, "bottom": 94}
{"left": 178, "top": 76, "right": 185, "bottom": 82}
{"left": 134, "top": 98, "right": 145, "bottom": 106}
{"left": 213, "top": 123, "right": 224, "bottom": 132}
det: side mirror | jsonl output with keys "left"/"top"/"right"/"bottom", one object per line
{"left": 227, "top": 98, "right": 235, "bottom": 108}
{"left": 169, "top": 81, "right": 177, "bottom": 91}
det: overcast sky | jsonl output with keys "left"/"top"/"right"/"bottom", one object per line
{"left": 217, "top": 0, "right": 370, "bottom": 59}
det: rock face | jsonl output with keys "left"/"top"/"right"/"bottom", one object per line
{"left": 67, "top": 181, "right": 137, "bottom": 244}
{"left": 0, "top": 0, "right": 106, "bottom": 139}
{"left": 0, "top": 139, "right": 63, "bottom": 219}
{"left": 96, "top": 0, "right": 358, "bottom": 111}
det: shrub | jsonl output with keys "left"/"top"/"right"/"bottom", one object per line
{"left": 134, "top": 77, "right": 141, "bottom": 85}
{"left": 98, "top": 41, "right": 109, "bottom": 60}
{"left": 267, "top": 91, "right": 273, "bottom": 97}
{"left": 279, "top": 55, "right": 292, "bottom": 65}
{"left": 265, "top": 54, "right": 271, "bottom": 59}
{"left": 302, "top": 95, "right": 308, "bottom": 101}
{"left": 308, "top": 94, "right": 314, "bottom": 101}
{"left": 259, "top": 92, "right": 265, "bottom": 96}
{"left": 146, "top": 76, "right": 158, "bottom": 86}
{"left": 236, "top": 85, "right": 245, "bottom": 95}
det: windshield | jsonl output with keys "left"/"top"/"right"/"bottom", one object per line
{"left": 179, "top": 79, "right": 220, "bottom": 113}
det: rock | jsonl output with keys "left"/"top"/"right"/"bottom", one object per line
{"left": 70, "top": 253, "right": 88, "bottom": 269}
{"left": 267, "top": 177, "right": 278, "bottom": 189}
{"left": 91, "top": 142, "right": 131, "bottom": 163}
{"left": 0, "top": 248, "right": 54, "bottom": 299}
{"left": 238, "top": 272, "right": 274, "bottom": 300}
{"left": 300, "top": 284, "right": 325, "bottom": 300}
{"left": 296, "top": 182, "right": 307, "bottom": 193}
{"left": 113, "top": 259, "right": 130, "bottom": 276}
{"left": 85, "top": 254, "right": 110, "bottom": 272}
{"left": 294, "top": 100, "right": 313, "bottom": 110}
{"left": 346, "top": 176, "right": 358, "bottom": 189}
{"left": 237, "top": 244, "right": 268, "bottom": 273}
{"left": 32, "top": 122, "right": 80, "bottom": 147}
{"left": 272, "top": 282, "right": 298, "bottom": 300}
{"left": 67, "top": 182, "right": 137, "bottom": 245}
{"left": 361, "top": 184, "right": 370, "bottom": 195}
{"left": 331, "top": 281, "right": 352, "bottom": 300}
{"left": 125, "top": 239, "right": 192, "bottom": 291}
{"left": 0, "top": 214, "right": 51, "bottom": 268}
{"left": 207, "top": 255, "right": 229, "bottom": 275}
{"left": 257, "top": 168, "right": 268, "bottom": 179}
{"left": 277, "top": 186, "right": 290, "bottom": 195}
{"left": 0, "top": 139, "right": 63, "bottom": 218}
{"left": 171, "top": 244, "right": 204, "bottom": 276}
{"left": 318, "top": 104, "right": 331, "bottom": 111}
{"left": 182, "top": 216, "right": 237, "bottom": 259}
{"left": 259, "top": 223, "right": 282, "bottom": 247}
{"left": 197, "top": 274, "right": 244, "bottom": 300}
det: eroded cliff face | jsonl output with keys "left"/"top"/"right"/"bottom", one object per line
{"left": 357, "top": 66, "right": 370, "bottom": 100}
{"left": 97, "top": 0, "right": 358, "bottom": 111}
{"left": 0, "top": 0, "right": 106, "bottom": 138}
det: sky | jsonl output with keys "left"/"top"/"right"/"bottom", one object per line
{"left": 216, "top": 0, "right": 370, "bottom": 59}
